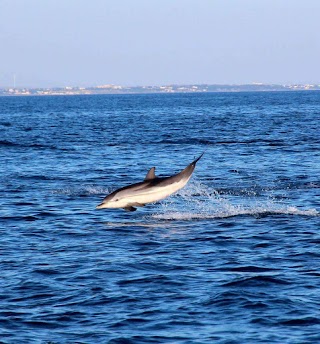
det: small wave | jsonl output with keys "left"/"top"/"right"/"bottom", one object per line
{"left": 279, "top": 317, "right": 320, "bottom": 326}
{"left": 306, "top": 182, "right": 320, "bottom": 189}
{"left": 0, "top": 140, "right": 72, "bottom": 151}
{"left": 215, "top": 180, "right": 320, "bottom": 196}
{"left": 223, "top": 275, "right": 291, "bottom": 287}
{"left": 155, "top": 138, "right": 287, "bottom": 147}
{"left": 156, "top": 138, "right": 213, "bottom": 145}
{"left": 20, "top": 175, "right": 58, "bottom": 181}
{"left": 0, "top": 122, "right": 12, "bottom": 127}
{"left": 0, "top": 140, "right": 19, "bottom": 147}
{"left": 0, "top": 215, "right": 39, "bottom": 222}
{"left": 224, "top": 265, "right": 278, "bottom": 273}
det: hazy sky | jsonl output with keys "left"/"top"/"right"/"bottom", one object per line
{"left": 1, "top": 0, "right": 320, "bottom": 88}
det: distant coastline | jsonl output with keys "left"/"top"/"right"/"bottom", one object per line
{"left": 1, "top": 83, "right": 320, "bottom": 96}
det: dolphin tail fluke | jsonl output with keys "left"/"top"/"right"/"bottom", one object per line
{"left": 192, "top": 151, "right": 205, "bottom": 165}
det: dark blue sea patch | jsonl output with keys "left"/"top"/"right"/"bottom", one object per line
{"left": 0, "top": 92, "right": 319, "bottom": 343}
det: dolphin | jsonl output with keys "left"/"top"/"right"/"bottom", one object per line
{"left": 96, "top": 153, "right": 204, "bottom": 212}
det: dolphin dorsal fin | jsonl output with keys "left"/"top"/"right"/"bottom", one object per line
{"left": 145, "top": 167, "right": 156, "bottom": 181}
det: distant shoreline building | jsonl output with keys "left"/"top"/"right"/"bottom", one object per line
{"left": 0, "top": 83, "right": 320, "bottom": 97}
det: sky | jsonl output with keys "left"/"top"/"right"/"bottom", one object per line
{"left": 1, "top": 0, "right": 320, "bottom": 88}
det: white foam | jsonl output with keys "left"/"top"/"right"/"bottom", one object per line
{"left": 52, "top": 185, "right": 111, "bottom": 196}
{"left": 151, "top": 180, "right": 319, "bottom": 220}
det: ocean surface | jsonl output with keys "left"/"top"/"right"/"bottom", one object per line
{"left": 0, "top": 91, "right": 319, "bottom": 343}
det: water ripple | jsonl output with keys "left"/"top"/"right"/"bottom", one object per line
{"left": 1, "top": 92, "right": 319, "bottom": 343}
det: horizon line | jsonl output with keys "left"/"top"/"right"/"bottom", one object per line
{"left": 1, "top": 82, "right": 320, "bottom": 90}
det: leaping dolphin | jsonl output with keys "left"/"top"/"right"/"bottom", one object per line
{"left": 96, "top": 153, "right": 204, "bottom": 212}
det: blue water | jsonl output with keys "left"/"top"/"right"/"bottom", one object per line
{"left": 1, "top": 92, "right": 319, "bottom": 343}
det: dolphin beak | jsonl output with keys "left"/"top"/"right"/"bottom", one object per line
{"left": 96, "top": 203, "right": 104, "bottom": 209}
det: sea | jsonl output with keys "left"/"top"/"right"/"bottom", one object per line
{"left": 0, "top": 91, "right": 319, "bottom": 343}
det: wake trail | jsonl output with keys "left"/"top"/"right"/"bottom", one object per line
{"left": 150, "top": 180, "right": 319, "bottom": 220}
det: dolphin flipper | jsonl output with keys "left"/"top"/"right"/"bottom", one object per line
{"left": 124, "top": 202, "right": 145, "bottom": 211}
{"left": 124, "top": 206, "right": 137, "bottom": 212}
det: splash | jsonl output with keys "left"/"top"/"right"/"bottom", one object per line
{"left": 52, "top": 185, "right": 111, "bottom": 196}
{"left": 151, "top": 180, "right": 319, "bottom": 220}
